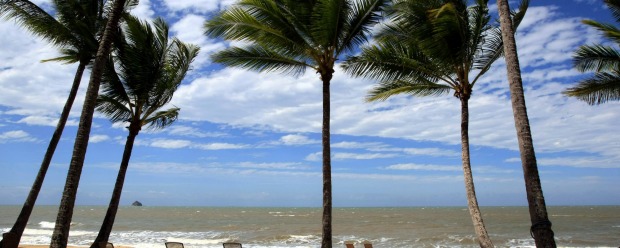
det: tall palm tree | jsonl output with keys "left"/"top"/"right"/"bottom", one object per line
{"left": 89, "top": 15, "right": 199, "bottom": 247}
{"left": 563, "top": 0, "right": 620, "bottom": 105}
{"left": 50, "top": 0, "right": 129, "bottom": 247}
{"left": 343, "top": 0, "right": 527, "bottom": 247}
{"left": 204, "top": 0, "right": 386, "bottom": 247}
{"left": 0, "top": 1, "right": 105, "bottom": 246}
{"left": 497, "top": 0, "right": 556, "bottom": 247}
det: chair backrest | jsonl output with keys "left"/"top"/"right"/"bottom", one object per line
{"left": 97, "top": 242, "right": 114, "bottom": 248}
{"left": 362, "top": 240, "right": 373, "bottom": 248}
{"left": 344, "top": 241, "right": 355, "bottom": 248}
{"left": 223, "top": 242, "right": 242, "bottom": 248}
{"left": 165, "top": 242, "right": 185, "bottom": 248}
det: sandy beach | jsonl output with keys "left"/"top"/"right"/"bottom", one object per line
{"left": 19, "top": 246, "right": 133, "bottom": 248}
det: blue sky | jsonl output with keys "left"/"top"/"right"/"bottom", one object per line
{"left": 0, "top": 0, "right": 619, "bottom": 207}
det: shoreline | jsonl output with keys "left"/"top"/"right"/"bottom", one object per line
{"left": 19, "top": 245, "right": 133, "bottom": 248}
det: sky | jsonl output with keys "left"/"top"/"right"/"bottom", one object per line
{"left": 0, "top": 0, "right": 619, "bottom": 207}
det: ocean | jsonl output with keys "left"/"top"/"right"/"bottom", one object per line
{"left": 0, "top": 205, "right": 618, "bottom": 247}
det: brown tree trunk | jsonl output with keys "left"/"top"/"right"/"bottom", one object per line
{"left": 0, "top": 61, "right": 87, "bottom": 248}
{"left": 460, "top": 98, "right": 494, "bottom": 248}
{"left": 90, "top": 124, "right": 139, "bottom": 248}
{"left": 50, "top": 0, "right": 127, "bottom": 247}
{"left": 496, "top": 0, "right": 556, "bottom": 247}
{"left": 320, "top": 70, "right": 333, "bottom": 248}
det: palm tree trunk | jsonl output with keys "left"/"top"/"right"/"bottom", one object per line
{"left": 460, "top": 98, "right": 494, "bottom": 248}
{"left": 90, "top": 127, "right": 139, "bottom": 248}
{"left": 496, "top": 1, "right": 556, "bottom": 247}
{"left": 0, "top": 61, "right": 87, "bottom": 248}
{"left": 50, "top": 1, "right": 127, "bottom": 247}
{"left": 320, "top": 71, "right": 332, "bottom": 248}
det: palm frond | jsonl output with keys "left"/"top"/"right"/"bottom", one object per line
{"left": 604, "top": 0, "right": 620, "bottom": 23}
{"left": 472, "top": 0, "right": 529, "bottom": 85}
{"left": 573, "top": 44, "right": 620, "bottom": 72}
{"left": 143, "top": 107, "right": 180, "bottom": 130}
{"left": 563, "top": 71, "right": 620, "bottom": 105}
{"left": 99, "top": 14, "right": 196, "bottom": 132}
{"left": 1, "top": 0, "right": 75, "bottom": 48}
{"left": 40, "top": 53, "right": 78, "bottom": 64}
{"left": 96, "top": 94, "right": 133, "bottom": 123}
{"left": 311, "top": 0, "right": 348, "bottom": 50}
{"left": 211, "top": 45, "right": 310, "bottom": 76}
{"left": 204, "top": 4, "right": 300, "bottom": 49}
{"left": 343, "top": 39, "right": 450, "bottom": 85}
{"left": 366, "top": 79, "right": 452, "bottom": 102}
{"left": 582, "top": 19, "right": 620, "bottom": 44}
{"left": 100, "top": 54, "right": 132, "bottom": 108}
{"left": 338, "top": 0, "right": 386, "bottom": 54}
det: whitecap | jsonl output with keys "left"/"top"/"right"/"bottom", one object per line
{"left": 38, "top": 221, "right": 55, "bottom": 229}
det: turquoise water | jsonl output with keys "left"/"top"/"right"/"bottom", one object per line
{"left": 1, "top": 205, "right": 619, "bottom": 247}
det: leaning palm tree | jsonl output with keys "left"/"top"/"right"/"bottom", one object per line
{"left": 497, "top": 0, "right": 556, "bottom": 246}
{"left": 563, "top": 0, "right": 620, "bottom": 105}
{"left": 89, "top": 15, "right": 199, "bottom": 247}
{"left": 0, "top": 1, "right": 106, "bottom": 246}
{"left": 204, "top": 1, "right": 386, "bottom": 247}
{"left": 343, "top": 0, "right": 528, "bottom": 247}
{"left": 50, "top": 0, "right": 130, "bottom": 247}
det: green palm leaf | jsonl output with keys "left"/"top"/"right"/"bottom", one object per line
{"left": 567, "top": 0, "right": 620, "bottom": 104}
{"left": 366, "top": 79, "right": 452, "bottom": 102}
{"left": 143, "top": 107, "right": 180, "bottom": 130}
{"left": 98, "top": 14, "right": 199, "bottom": 130}
{"left": 573, "top": 44, "right": 620, "bottom": 72}
{"left": 1, "top": 0, "right": 75, "bottom": 48}
{"left": 211, "top": 46, "right": 309, "bottom": 76}
{"left": 563, "top": 71, "right": 620, "bottom": 105}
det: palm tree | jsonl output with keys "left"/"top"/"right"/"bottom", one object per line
{"left": 497, "top": 0, "right": 556, "bottom": 247}
{"left": 0, "top": 1, "right": 105, "bottom": 246}
{"left": 563, "top": 0, "right": 620, "bottom": 105}
{"left": 343, "top": 0, "right": 527, "bottom": 247}
{"left": 203, "top": 0, "right": 386, "bottom": 247}
{"left": 50, "top": 0, "right": 129, "bottom": 247}
{"left": 89, "top": 15, "right": 199, "bottom": 247}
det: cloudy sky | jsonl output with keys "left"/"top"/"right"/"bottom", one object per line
{"left": 0, "top": 0, "right": 618, "bottom": 207}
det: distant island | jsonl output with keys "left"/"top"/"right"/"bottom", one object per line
{"left": 131, "top": 201, "right": 143, "bottom": 206}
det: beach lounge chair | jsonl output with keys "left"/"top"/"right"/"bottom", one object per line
{"left": 223, "top": 242, "right": 242, "bottom": 248}
{"left": 165, "top": 242, "right": 185, "bottom": 248}
{"left": 97, "top": 242, "right": 114, "bottom": 248}
{"left": 363, "top": 240, "right": 373, "bottom": 248}
{"left": 344, "top": 240, "right": 355, "bottom": 248}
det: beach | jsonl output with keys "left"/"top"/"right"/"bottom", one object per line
{"left": 2, "top": 205, "right": 619, "bottom": 248}
{"left": 19, "top": 246, "right": 132, "bottom": 248}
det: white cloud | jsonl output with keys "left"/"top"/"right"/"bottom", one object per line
{"left": 144, "top": 138, "right": 248, "bottom": 150}
{"left": 279, "top": 134, "right": 320, "bottom": 146}
{"left": 163, "top": 0, "right": 235, "bottom": 13}
{"left": 130, "top": 0, "right": 155, "bottom": 20}
{"left": 385, "top": 163, "right": 461, "bottom": 172}
{"left": 332, "top": 141, "right": 388, "bottom": 149}
{"left": 235, "top": 162, "right": 309, "bottom": 170}
{"left": 305, "top": 152, "right": 321, "bottom": 162}
{"left": 538, "top": 157, "right": 620, "bottom": 169}
{"left": 194, "top": 142, "right": 247, "bottom": 150}
{"left": 149, "top": 139, "right": 192, "bottom": 149}
{"left": 370, "top": 147, "right": 460, "bottom": 157}
{"left": 167, "top": 125, "right": 227, "bottom": 138}
{"left": 89, "top": 135, "right": 110, "bottom": 143}
{"left": 305, "top": 151, "right": 398, "bottom": 161}
{"left": 0, "top": 22, "right": 87, "bottom": 118}
{"left": 0, "top": 130, "right": 37, "bottom": 143}
{"left": 16, "top": 115, "right": 78, "bottom": 127}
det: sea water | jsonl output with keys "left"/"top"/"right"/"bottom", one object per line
{"left": 0, "top": 205, "right": 618, "bottom": 247}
